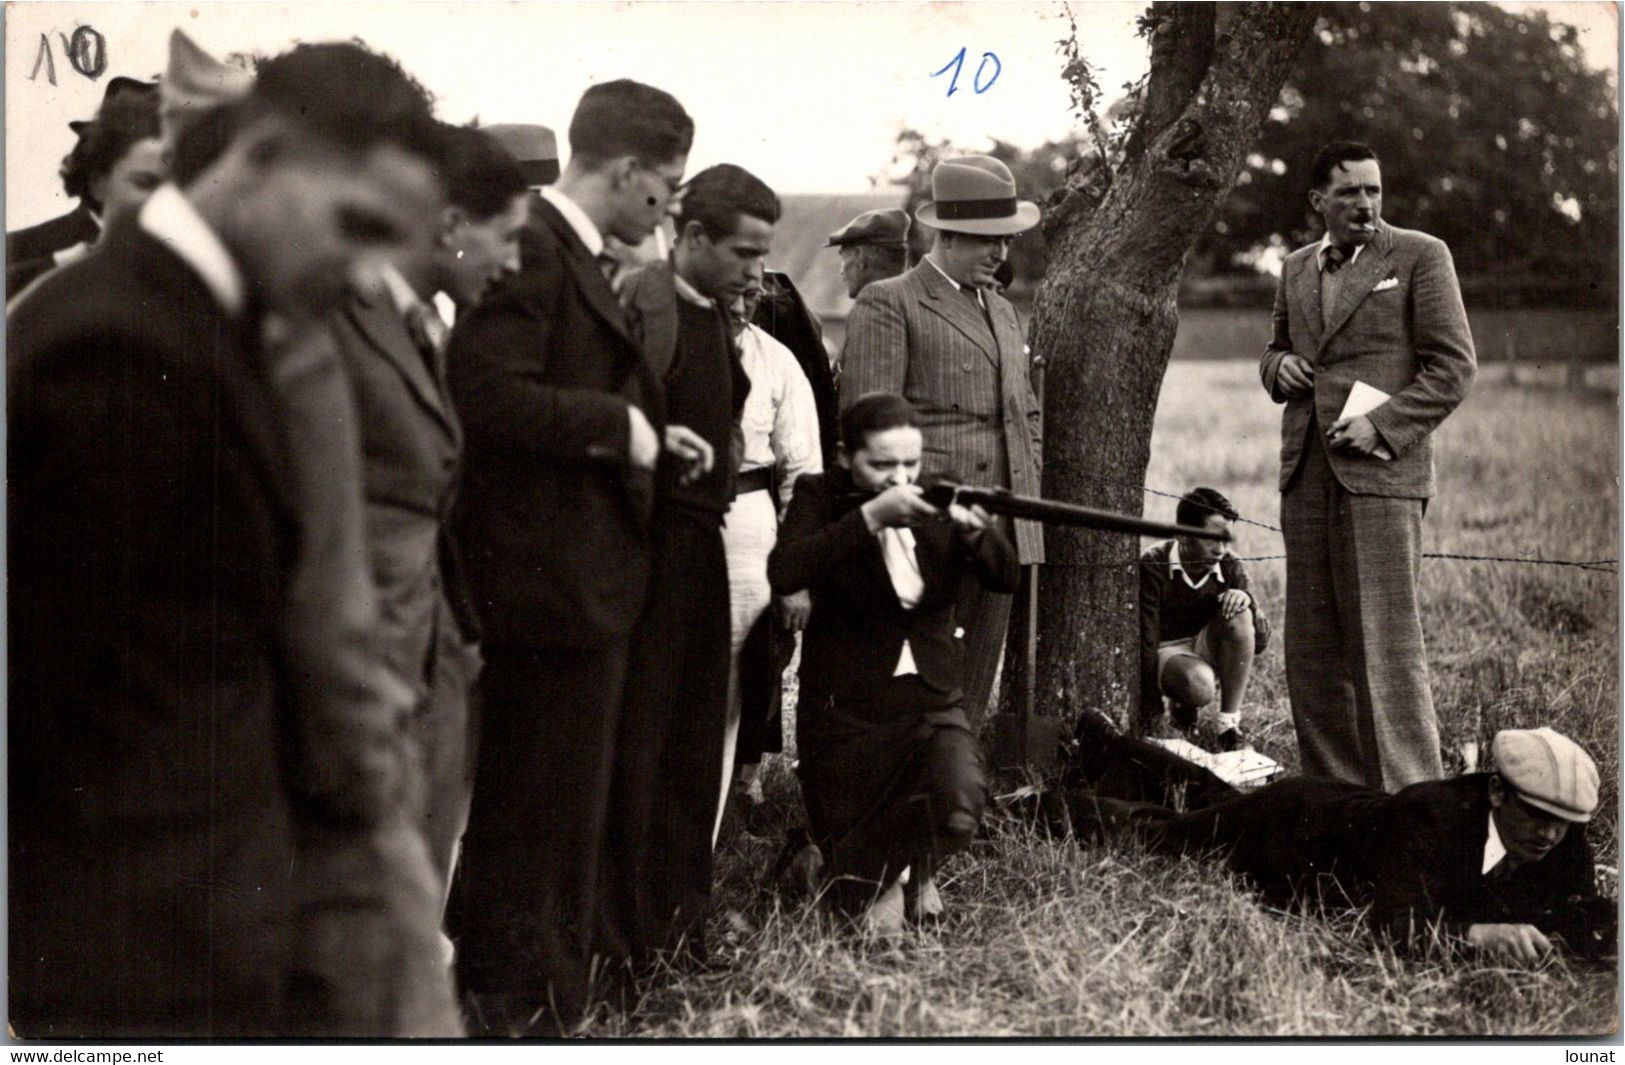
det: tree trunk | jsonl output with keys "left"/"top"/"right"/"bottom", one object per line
{"left": 1023, "top": 3, "right": 1317, "bottom": 727}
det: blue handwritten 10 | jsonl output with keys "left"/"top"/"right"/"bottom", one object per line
{"left": 932, "top": 47, "right": 1002, "bottom": 96}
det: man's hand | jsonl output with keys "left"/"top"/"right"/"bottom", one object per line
{"left": 773, "top": 590, "right": 811, "bottom": 632}
{"left": 1327, "top": 414, "right": 1382, "bottom": 456}
{"left": 664, "top": 425, "right": 715, "bottom": 485}
{"left": 1467, "top": 923, "right": 1554, "bottom": 965}
{"left": 861, "top": 484, "right": 938, "bottom": 532}
{"left": 1275, "top": 353, "right": 1315, "bottom": 398}
{"left": 628, "top": 405, "right": 660, "bottom": 471}
{"left": 1217, "top": 588, "right": 1251, "bottom": 621}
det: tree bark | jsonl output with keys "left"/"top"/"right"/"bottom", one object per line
{"left": 1021, "top": 3, "right": 1317, "bottom": 727}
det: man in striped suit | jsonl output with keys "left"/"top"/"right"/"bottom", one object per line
{"left": 839, "top": 156, "right": 1043, "bottom": 727}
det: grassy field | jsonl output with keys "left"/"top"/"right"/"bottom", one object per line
{"left": 586, "top": 360, "right": 1619, "bottom": 1038}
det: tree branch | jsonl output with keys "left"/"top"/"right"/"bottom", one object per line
{"left": 1126, "top": 2, "right": 1215, "bottom": 159}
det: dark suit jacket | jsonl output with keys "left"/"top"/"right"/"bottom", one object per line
{"left": 768, "top": 468, "right": 1019, "bottom": 718}
{"left": 332, "top": 282, "right": 475, "bottom": 681}
{"left": 1161, "top": 773, "right": 1596, "bottom": 944}
{"left": 1260, "top": 222, "right": 1476, "bottom": 497}
{"left": 840, "top": 260, "right": 1044, "bottom": 562}
{"left": 448, "top": 197, "right": 663, "bottom": 649}
{"left": 7, "top": 221, "right": 299, "bottom": 1035}
{"left": 6, "top": 204, "right": 100, "bottom": 300}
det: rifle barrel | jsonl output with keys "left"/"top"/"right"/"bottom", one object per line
{"left": 923, "top": 483, "right": 1231, "bottom": 542}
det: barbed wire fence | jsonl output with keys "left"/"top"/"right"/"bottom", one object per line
{"left": 1041, "top": 466, "right": 1619, "bottom": 575}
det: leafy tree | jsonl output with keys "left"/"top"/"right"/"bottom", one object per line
{"left": 1019, "top": 3, "right": 1317, "bottom": 732}
{"left": 1194, "top": 2, "right": 1618, "bottom": 287}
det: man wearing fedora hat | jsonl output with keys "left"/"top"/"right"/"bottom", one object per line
{"left": 1055, "top": 725, "right": 1608, "bottom": 963}
{"left": 828, "top": 207, "right": 911, "bottom": 300}
{"left": 840, "top": 155, "right": 1044, "bottom": 728}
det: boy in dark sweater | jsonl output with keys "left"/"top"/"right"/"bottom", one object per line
{"left": 1139, "top": 487, "right": 1266, "bottom": 751}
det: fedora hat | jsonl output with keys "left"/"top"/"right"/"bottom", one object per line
{"left": 915, "top": 155, "right": 1039, "bottom": 237}
{"left": 481, "top": 123, "right": 560, "bottom": 187}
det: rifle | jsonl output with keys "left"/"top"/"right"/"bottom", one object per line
{"left": 919, "top": 482, "right": 1233, "bottom": 543}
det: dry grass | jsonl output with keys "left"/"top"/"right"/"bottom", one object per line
{"left": 582, "top": 361, "right": 1619, "bottom": 1038}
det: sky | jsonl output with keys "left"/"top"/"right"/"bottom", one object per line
{"left": 4, "top": 1, "right": 1618, "bottom": 229}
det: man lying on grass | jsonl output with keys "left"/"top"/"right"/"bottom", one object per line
{"left": 1053, "top": 716, "right": 1612, "bottom": 965}
{"left": 767, "top": 393, "right": 1018, "bottom": 937}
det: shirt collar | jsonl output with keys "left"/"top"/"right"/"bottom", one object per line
{"left": 1316, "top": 232, "right": 1365, "bottom": 272}
{"left": 540, "top": 186, "right": 604, "bottom": 258}
{"left": 378, "top": 261, "right": 424, "bottom": 317}
{"left": 1169, "top": 540, "right": 1224, "bottom": 589}
{"left": 672, "top": 268, "right": 713, "bottom": 308}
{"left": 1483, "top": 809, "right": 1508, "bottom": 875}
{"left": 138, "top": 184, "right": 244, "bottom": 316}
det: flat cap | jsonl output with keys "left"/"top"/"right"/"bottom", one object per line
{"left": 826, "top": 207, "right": 910, "bottom": 248}
{"left": 481, "top": 123, "right": 559, "bottom": 187}
{"left": 1492, "top": 727, "right": 1599, "bottom": 822}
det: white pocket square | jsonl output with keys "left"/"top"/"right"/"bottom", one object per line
{"left": 1373, "top": 277, "right": 1399, "bottom": 292}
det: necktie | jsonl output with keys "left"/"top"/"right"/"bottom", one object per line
{"left": 404, "top": 300, "right": 448, "bottom": 361}
{"left": 1323, "top": 245, "right": 1349, "bottom": 275}
{"left": 596, "top": 250, "right": 621, "bottom": 285}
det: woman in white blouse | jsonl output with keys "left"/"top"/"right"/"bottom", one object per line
{"left": 714, "top": 264, "right": 823, "bottom": 840}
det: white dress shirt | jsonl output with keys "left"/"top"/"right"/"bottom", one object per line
{"left": 1482, "top": 810, "right": 1508, "bottom": 875}
{"left": 736, "top": 323, "right": 822, "bottom": 513}
{"left": 881, "top": 526, "right": 925, "bottom": 676}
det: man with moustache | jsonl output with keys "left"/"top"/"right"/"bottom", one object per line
{"left": 446, "top": 79, "right": 693, "bottom": 1035}
{"left": 840, "top": 156, "right": 1044, "bottom": 730}
{"left": 1260, "top": 141, "right": 1476, "bottom": 792}
{"left": 331, "top": 124, "right": 529, "bottom": 904}
{"left": 9, "top": 41, "right": 448, "bottom": 1037}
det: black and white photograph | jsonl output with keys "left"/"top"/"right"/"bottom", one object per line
{"left": 3, "top": 0, "right": 1619, "bottom": 1045}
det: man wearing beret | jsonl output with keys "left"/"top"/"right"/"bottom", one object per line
{"left": 828, "top": 207, "right": 910, "bottom": 300}
{"left": 1058, "top": 724, "right": 1607, "bottom": 963}
{"left": 839, "top": 156, "right": 1044, "bottom": 728}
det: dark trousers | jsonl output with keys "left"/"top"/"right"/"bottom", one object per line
{"left": 801, "top": 677, "right": 987, "bottom": 914}
{"left": 597, "top": 507, "right": 731, "bottom": 964}
{"left": 418, "top": 606, "right": 482, "bottom": 898}
{"left": 451, "top": 639, "right": 628, "bottom": 1026}
{"left": 956, "top": 573, "right": 1012, "bottom": 730}
{"left": 1281, "top": 430, "right": 1438, "bottom": 791}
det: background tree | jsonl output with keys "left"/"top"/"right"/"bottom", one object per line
{"left": 884, "top": 2, "right": 1617, "bottom": 305}
{"left": 1197, "top": 2, "right": 1619, "bottom": 298}
{"left": 1019, "top": 3, "right": 1317, "bottom": 727}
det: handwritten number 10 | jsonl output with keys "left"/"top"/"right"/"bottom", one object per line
{"left": 932, "top": 47, "right": 1001, "bottom": 96}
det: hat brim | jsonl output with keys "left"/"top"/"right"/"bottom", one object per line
{"left": 916, "top": 200, "right": 1040, "bottom": 237}
{"left": 1515, "top": 789, "right": 1594, "bottom": 823}
{"left": 825, "top": 236, "right": 908, "bottom": 248}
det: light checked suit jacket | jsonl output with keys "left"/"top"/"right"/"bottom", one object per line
{"left": 840, "top": 259, "right": 1044, "bottom": 563}
{"left": 1259, "top": 222, "right": 1476, "bottom": 498}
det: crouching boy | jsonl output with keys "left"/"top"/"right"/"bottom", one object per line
{"left": 1139, "top": 487, "right": 1268, "bottom": 751}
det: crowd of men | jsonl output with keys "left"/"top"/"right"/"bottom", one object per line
{"left": 6, "top": 27, "right": 1610, "bottom": 1042}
